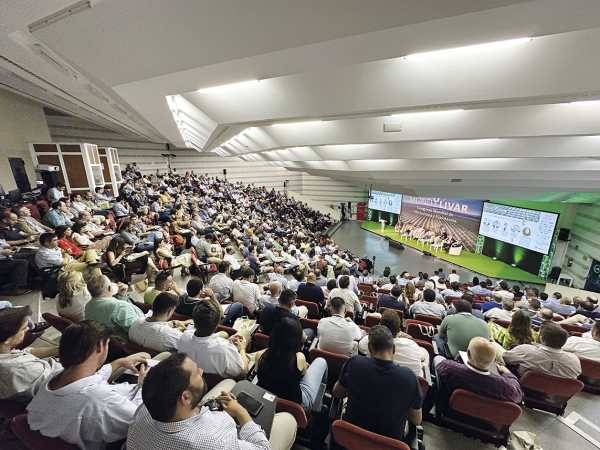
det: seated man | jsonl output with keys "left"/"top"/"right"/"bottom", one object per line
{"left": 231, "top": 267, "right": 261, "bottom": 314}
{"left": 259, "top": 281, "right": 305, "bottom": 317}
{"left": 377, "top": 285, "right": 406, "bottom": 312}
{"left": 333, "top": 325, "right": 423, "bottom": 441}
{"left": 562, "top": 320, "right": 600, "bottom": 362}
{"left": 501, "top": 322, "right": 582, "bottom": 378}
{"left": 288, "top": 270, "right": 305, "bottom": 292}
{"left": 547, "top": 296, "right": 577, "bottom": 315}
{"left": 267, "top": 266, "right": 289, "bottom": 289}
{"left": 35, "top": 233, "right": 100, "bottom": 276}
{"left": 440, "top": 282, "right": 462, "bottom": 299}
{"left": 178, "top": 300, "right": 250, "bottom": 380}
{"left": 297, "top": 272, "right": 325, "bottom": 309}
{"left": 0, "top": 239, "right": 31, "bottom": 295}
{"left": 144, "top": 272, "right": 184, "bottom": 305}
{"left": 484, "top": 298, "right": 516, "bottom": 322}
{"left": 447, "top": 294, "right": 485, "bottom": 320}
{"left": 531, "top": 307, "right": 554, "bottom": 327}
{"left": 27, "top": 320, "right": 154, "bottom": 449}
{"left": 314, "top": 268, "right": 327, "bottom": 287}
{"left": 85, "top": 275, "right": 145, "bottom": 342}
{"left": 327, "top": 276, "right": 362, "bottom": 314}
{"left": 358, "top": 309, "right": 426, "bottom": 377}
{"left": 12, "top": 205, "right": 52, "bottom": 236}
{"left": 434, "top": 300, "right": 490, "bottom": 359}
{"left": 337, "top": 267, "right": 359, "bottom": 295}
{"left": 206, "top": 261, "right": 234, "bottom": 302}
{"left": 177, "top": 278, "right": 242, "bottom": 327}
{"left": 480, "top": 292, "right": 504, "bottom": 313}
{"left": 0, "top": 306, "right": 60, "bottom": 402}
{"left": 434, "top": 337, "right": 523, "bottom": 403}
{"left": 409, "top": 289, "right": 446, "bottom": 319}
{"left": 259, "top": 289, "right": 313, "bottom": 341}
{"left": 129, "top": 292, "right": 192, "bottom": 353}
{"left": 42, "top": 201, "right": 73, "bottom": 229}
{"left": 317, "top": 297, "right": 363, "bottom": 357}
{"left": 127, "top": 353, "right": 296, "bottom": 450}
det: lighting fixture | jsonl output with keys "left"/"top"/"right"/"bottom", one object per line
{"left": 570, "top": 99, "right": 600, "bottom": 105}
{"left": 271, "top": 121, "right": 323, "bottom": 127}
{"left": 197, "top": 80, "right": 259, "bottom": 93}
{"left": 405, "top": 38, "right": 532, "bottom": 60}
{"left": 390, "top": 109, "right": 464, "bottom": 119}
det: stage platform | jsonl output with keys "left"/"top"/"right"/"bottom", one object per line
{"left": 361, "top": 221, "right": 545, "bottom": 284}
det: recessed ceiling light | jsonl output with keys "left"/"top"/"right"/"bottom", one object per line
{"left": 405, "top": 37, "right": 532, "bottom": 60}
{"left": 390, "top": 109, "right": 464, "bottom": 118}
{"left": 271, "top": 121, "right": 323, "bottom": 127}
{"left": 197, "top": 80, "right": 260, "bottom": 93}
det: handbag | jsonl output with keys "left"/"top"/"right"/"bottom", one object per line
{"left": 500, "top": 431, "right": 542, "bottom": 450}
{"left": 233, "top": 317, "right": 256, "bottom": 331}
{"left": 418, "top": 324, "right": 436, "bottom": 338}
{"left": 133, "top": 279, "right": 148, "bottom": 293}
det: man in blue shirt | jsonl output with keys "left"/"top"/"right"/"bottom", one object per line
{"left": 437, "top": 268, "right": 446, "bottom": 280}
{"left": 469, "top": 281, "right": 493, "bottom": 296}
{"left": 480, "top": 292, "right": 504, "bottom": 313}
{"left": 333, "top": 325, "right": 423, "bottom": 441}
{"left": 43, "top": 201, "right": 73, "bottom": 229}
{"left": 377, "top": 285, "right": 406, "bottom": 312}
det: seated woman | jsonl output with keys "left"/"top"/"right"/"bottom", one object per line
{"left": 71, "top": 221, "right": 111, "bottom": 252}
{"left": 55, "top": 225, "right": 100, "bottom": 261}
{"left": 154, "top": 237, "right": 192, "bottom": 276}
{"left": 489, "top": 310, "right": 539, "bottom": 350}
{"left": 257, "top": 317, "right": 328, "bottom": 415}
{"left": 173, "top": 205, "right": 191, "bottom": 229}
{"left": 56, "top": 270, "right": 91, "bottom": 323}
{"left": 105, "top": 237, "right": 159, "bottom": 282}
{"left": 394, "top": 220, "right": 403, "bottom": 233}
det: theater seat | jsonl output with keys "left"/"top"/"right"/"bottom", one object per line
{"left": 365, "top": 314, "right": 381, "bottom": 328}
{"left": 41, "top": 313, "right": 73, "bottom": 334}
{"left": 519, "top": 370, "right": 584, "bottom": 415}
{"left": 492, "top": 319, "right": 511, "bottom": 329}
{"left": 378, "top": 307, "right": 404, "bottom": 322}
{"left": 578, "top": 358, "right": 600, "bottom": 395}
{"left": 309, "top": 347, "right": 349, "bottom": 389}
{"left": 296, "top": 299, "right": 321, "bottom": 319}
{"left": 414, "top": 314, "right": 443, "bottom": 327}
{"left": 331, "top": 420, "right": 410, "bottom": 450}
{"left": 254, "top": 332, "right": 269, "bottom": 350}
{"left": 559, "top": 323, "right": 590, "bottom": 335}
{"left": 11, "top": 414, "right": 79, "bottom": 450}
{"left": 405, "top": 319, "right": 437, "bottom": 343}
{"left": 438, "top": 389, "right": 521, "bottom": 447}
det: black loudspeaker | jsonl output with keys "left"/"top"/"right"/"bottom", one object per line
{"left": 423, "top": 251, "right": 432, "bottom": 256}
{"left": 558, "top": 228, "right": 570, "bottom": 241}
{"left": 348, "top": 201, "right": 352, "bottom": 209}
{"left": 389, "top": 240, "right": 404, "bottom": 250}
{"left": 223, "top": 169, "right": 227, "bottom": 176}
{"left": 549, "top": 266, "right": 562, "bottom": 280}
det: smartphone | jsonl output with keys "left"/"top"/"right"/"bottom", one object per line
{"left": 236, "top": 391, "right": 263, "bottom": 417}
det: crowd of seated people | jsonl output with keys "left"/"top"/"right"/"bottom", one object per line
{"left": 3, "top": 169, "right": 600, "bottom": 449}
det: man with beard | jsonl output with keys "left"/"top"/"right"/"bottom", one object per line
{"left": 127, "top": 353, "right": 297, "bottom": 450}
{"left": 27, "top": 320, "right": 167, "bottom": 450}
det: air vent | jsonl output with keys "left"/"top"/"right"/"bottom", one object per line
{"left": 383, "top": 122, "right": 402, "bottom": 132}
{"left": 87, "top": 85, "right": 110, "bottom": 102}
{"left": 451, "top": 179, "right": 462, "bottom": 182}
{"left": 33, "top": 44, "right": 78, "bottom": 80}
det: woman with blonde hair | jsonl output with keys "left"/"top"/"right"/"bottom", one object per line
{"left": 57, "top": 270, "right": 91, "bottom": 323}
{"left": 153, "top": 237, "right": 192, "bottom": 276}
{"left": 489, "top": 310, "right": 539, "bottom": 350}
{"left": 404, "top": 282, "right": 419, "bottom": 303}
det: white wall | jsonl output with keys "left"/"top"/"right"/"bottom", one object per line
{"left": 0, "top": 89, "right": 51, "bottom": 191}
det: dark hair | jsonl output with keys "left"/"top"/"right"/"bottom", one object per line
{"left": 39, "top": 232, "right": 57, "bottom": 246}
{"left": 500, "top": 281, "right": 509, "bottom": 290}
{"left": 460, "top": 294, "right": 473, "bottom": 304}
{"left": 56, "top": 182, "right": 66, "bottom": 188}
{"left": 529, "top": 298, "right": 541, "bottom": 310}
{"left": 278, "top": 289, "right": 296, "bottom": 307}
{"left": 218, "top": 261, "right": 230, "bottom": 273}
{"left": 186, "top": 278, "right": 203, "bottom": 297}
{"left": 70, "top": 193, "right": 79, "bottom": 201}
{"left": 59, "top": 320, "right": 112, "bottom": 368}
{"left": 539, "top": 292, "right": 549, "bottom": 301}
{"left": 451, "top": 282, "right": 460, "bottom": 291}
{"left": 389, "top": 275, "right": 397, "bottom": 285}
{"left": 293, "top": 271, "right": 304, "bottom": 282}
{"left": 382, "top": 267, "right": 391, "bottom": 277}
{"left": 480, "top": 281, "right": 488, "bottom": 288}
{"left": 368, "top": 325, "right": 394, "bottom": 352}
{"left": 153, "top": 292, "right": 179, "bottom": 314}
{"left": 204, "top": 233, "right": 214, "bottom": 242}
{"left": 51, "top": 201, "right": 63, "bottom": 210}
{"left": 380, "top": 309, "right": 401, "bottom": 336}
{"left": 242, "top": 267, "right": 255, "bottom": 279}
{"left": 423, "top": 289, "right": 436, "bottom": 302}
{"left": 327, "top": 279, "right": 337, "bottom": 290}
{"left": 55, "top": 225, "right": 70, "bottom": 240}
{"left": 472, "top": 277, "right": 479, "bottom": 285}
{"left": 339, "top": 276, "right": 350, "bottom": 289}
{"left": 390, "top": 285, "right": 402, "bottom": 297}
{"left": 72, "top": 221, "right": 87, "bottom": 235}
{"left": 153, "top": 237, "right": 164, "bottom": 253}
{"left": 192, "top": 300, "right": 220, "bottom": 337}
{"left": 0, "top": 305, "right": 32, "bottom": 342}
{"left": 539, "top": 322, "right": 568, "bottom": 349}
{"left": 581, "top": 301, "right": 595, "bottom": 312}
{"left": 261, "top": 318, "right": 303, "bottom": 377}
{"left": 106, "top": 237, "right": 126, "bottom": 256}
{"left": 142, "top": 353, "right": 191, "bottom": 422}
{"left": 330, "top": 296, "right": 345, "bottom": 312}
{"left": 507, "top": 311, "right": 535, "bottom": 345}
{"left": 454, "top": 299, "right": 472, "bottom": 314}
{"left": 155, "top": 272, "right": 171, "bottom": 290}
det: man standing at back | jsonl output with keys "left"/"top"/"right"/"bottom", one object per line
{"left": 333, "top": 325, "right": 423, "bottom": 441}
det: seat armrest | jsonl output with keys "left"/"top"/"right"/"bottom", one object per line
{"left": 328, "top": 396, "right": 343, "bottom": 421}
{"left": 311, "top": 382, "right": 327, "bottom": 416}
{"left": 404, "top": 422, "right": 423, "bottom": 450}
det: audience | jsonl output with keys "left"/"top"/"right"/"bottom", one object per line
{"left": 206, "top": 261, "right": 234, "bottom": 301}
{"left": 377, "top": 285, "right": 407, "bottom": 312}
{"left": 56, "top": 270, "right": 91, "bottom": 322}
{"left": 484, "top": 298, "right": 516, "bottom": 322}
{"left": 296, "top": 272, "right": 325, "bottom": 308}
{"left": 259, "top": 289, "right": 312, "bottom": 340}
{"left": 563, "top": 321, "right": 600, "bottom": 362}
{"left": 434, "top": 300, "right": 490, "bottom": 358}
{"left": 232, "top": 267, "right": 262, "bottom": 314}
{"left": 177, "top": 278, "right": 242, "bottom": 327}
{"left": 489, "top": 310, "right": 539, "bottom": 350}
{"left": 144, "top": 272, "right": 184, "bottom": 305}
{"left": 409, "top": 289, "right": 446, "bottom": 318}
{"left": 327, "top": 275, "right": 362, "bottom": 314}
{"left": 317, "top": 297, "right": 363, "bottom": 356}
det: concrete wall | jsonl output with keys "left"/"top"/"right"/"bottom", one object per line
{"left": 0, "top": 89, "right": 51, "bottom": 191}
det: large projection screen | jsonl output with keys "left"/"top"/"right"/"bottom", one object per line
{"left": 478, "top": 202, "right": 559, "bottom": 255}
{"left": 368, "top": 190, "right": 402, "bottom": 214}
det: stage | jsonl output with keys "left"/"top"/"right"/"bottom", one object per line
{"left": 361, "top": 221, "right": 545, "bottom": 284}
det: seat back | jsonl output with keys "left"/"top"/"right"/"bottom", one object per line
{"left": 520, "top": 370, "right": 584, "bottom": 398}
{"left": 580, "top": 357, "right": 600, "bottom": 379}
{"left": 296, "top": 299, "right": 320, "bottom": 319}
{"left": 492, "top": 319, "right": 511, "bottom": 329}
{"left": 414, "top": 314, "right": 443, "bottom": 327}
{"left": 122, "top": 341, "right": 159, "bottom": 357}
{"left": 203, "top": 373, "right": 226, "bottom": 391}
{"left": 449, "top": 389, "right": 521, "bottom": 426}
{"left": 327, "top": 307, "right": 354, "bottom": 321}
{"left": 276, "top": 398, "right": 308, "bottom": 429}
{"left": 377, "top": 289, "right": 391, "bottom": 295}
{"left": 133, "top": 301, "right": 152, "bottom": 314}
{"left": 254, "top": 332, "right": 269, "bottom": 350}
{"left": 412, "top": 338, "right": 435, "bottom": 364}
{"left": 11, "top": 414, "right": 79, "bottom": 450}
{"left": 41, "top": 313, "right": 73, "bottom": 334}
{"left": 378, "top": 307, "right": 404, "bottom": 321}
{"left": 360, "top": 295, "right": 378, "bottom": 310}
{"left": 405, "top": 319, "right": 437, "bottom": 343}
{"left": 559, "top": 323, "right": 589, "bottom": 334}
{"left": 365, "top": 314, "right": 381, "bottom": 328}
{"left": 332, "top": 420, "right": 410, "bottom": 450}
{"left": 417, "top": 376, "right": 430, "bottom": 397}
{"left": 216, "top": 324, "right": 236, "bottom": 337}
{"left": 309, "top": 348, "right": 349, "bottom": 377}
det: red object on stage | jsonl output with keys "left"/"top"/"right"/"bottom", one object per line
{"left": 357, "top": 203, "right": 365, "bottom": 221}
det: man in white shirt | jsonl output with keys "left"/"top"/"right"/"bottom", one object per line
{"left": 27, "top": 320, "right": 156, "bottom": 450}
{"left": 318, "top": 297, "right": 363, "bottom": 356}
{"left": 409, "top": 289, "right": 446, "bottom": 318}
{"left": 484, "top": 298, "right": 516, "bottom": 322}
{"left": 397, "top": 272, "right": 411, "bottom": 286}
{"left": 231, "top": 267, "right": 261, "bottom": 314}
{"left": 447, "top": 270, "right": 460, "bottom": 284}
{"left": 46, "top": 182, "right": 66, "bottom": 204}
{"left": 288, "top": 270, "right": 306, "bottom": 292}
{"left": 0, "top": 306, "right": 60, "bottom": 402}
{"left": 496, "top": 280, "right": 515, "bottom": 300}
{"left": 223, "top": 245, "right": 246, "bottom": 278}
{"left": 207, "top": 260, "right": 234, "bottom": 301}
{"left": 563, "top": 321, "right": 600, "bottom": 362}
{"left": 178, "top": 300, "right": 249, "bottom": 380}
{"left": 327, "top": 276, "right": 363, "bottom": 314}
{"left": 337, "top": 267, "right": 359, "bottom": 295}
{"left": 129, "top": 292, "right": 192, "bottom": 353}
{"left": 358, "top": 309, "right": 426, "bottom": 377}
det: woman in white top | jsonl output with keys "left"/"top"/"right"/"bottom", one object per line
{"left": 56, "top": 270, "right": 91, "bottom": 323}
{"left": 154, "top": 237, "right": 192, "bottom": 275}
{"left": 71, "top": 221, "right": 112, "bottom": 252}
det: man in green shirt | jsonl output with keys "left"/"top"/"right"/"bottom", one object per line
{"left": 434, "top": 300, "right": 490, "bottom": 358}
{"left": 144, "top": 272, "right": 184, "bottom": 305}
{"left": 84, "top": 275, "right": 144, "bottom": 342}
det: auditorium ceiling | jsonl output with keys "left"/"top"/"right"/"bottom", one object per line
{"left": 2, "top": 0, "right": 600, "bottom": 201}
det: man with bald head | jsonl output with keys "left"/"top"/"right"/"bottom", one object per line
{"left": 297, "top": 272, "right": 326, "bottom": 309}
{"left": 267, "top": 265, "right": 288, "bottom": 289}
{"left": 434, "top": 337, "right": 523, "bottom": 403}
{"left": 259, "top": 281, "right": 307, "bottom": 318}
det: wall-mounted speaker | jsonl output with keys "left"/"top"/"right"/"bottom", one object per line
{"left": 558, "top": 228, "right": 570, "bottom": 241}
{"left": 549, "top": 266, "right": 562, "bottom": 280}
{"left": 223, "top": 169, "right": 227, "bottom": 176}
